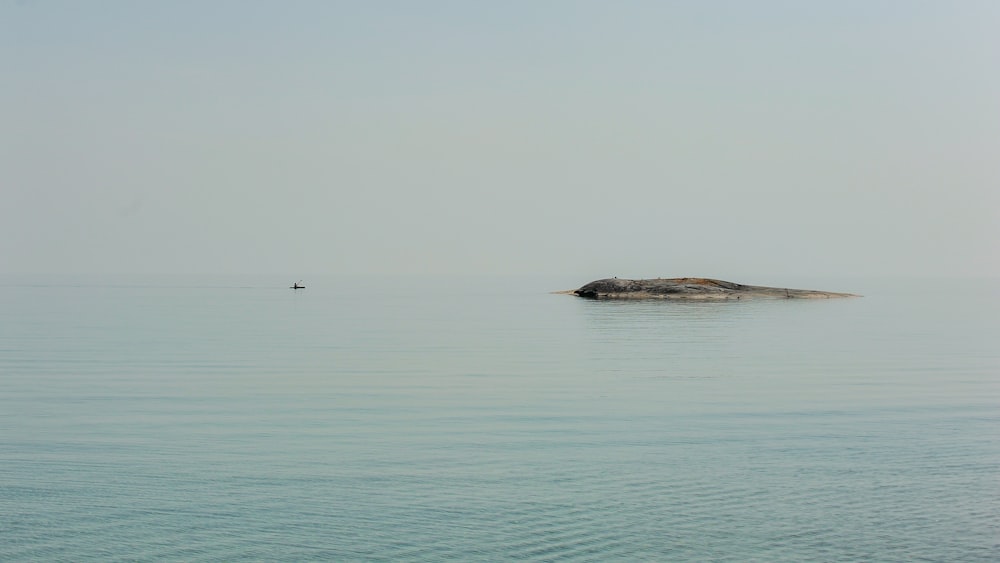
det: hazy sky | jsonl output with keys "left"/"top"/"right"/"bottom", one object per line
{"left": 3, "top": 1, "right": 998, "bottom": 278}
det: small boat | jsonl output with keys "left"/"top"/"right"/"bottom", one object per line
{"left": 291, "top": 281, "right": 305, "bottom": 289}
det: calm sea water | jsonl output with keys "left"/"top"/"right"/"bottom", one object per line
{"left": 1, "top": 274, "right": 998, "bottom": 561}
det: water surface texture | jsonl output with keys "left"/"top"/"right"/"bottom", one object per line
{"left": 2, "top": 275, "right": 998, "bottom": 561}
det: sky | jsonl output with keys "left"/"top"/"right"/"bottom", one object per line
{"left": 2, "top": 1, "right": 998, "bottom": 278}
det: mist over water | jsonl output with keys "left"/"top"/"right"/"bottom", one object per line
{"left": 2, "top": 275, "right": 998, "bottom": 561}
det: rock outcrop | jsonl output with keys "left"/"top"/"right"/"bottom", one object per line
{"left": 567, "top": 278, "right": 859, "bottom": 299}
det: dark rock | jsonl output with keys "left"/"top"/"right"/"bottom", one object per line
{"left": 568, "top": 277, "right": 859, "bottom": 300}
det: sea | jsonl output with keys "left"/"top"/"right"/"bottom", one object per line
{"left": 1, "top": 274, "right": 998, "bottom": 562}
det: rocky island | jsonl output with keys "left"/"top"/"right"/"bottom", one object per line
{"left": 563, "top": 278, "right": 859, "bottom": 300}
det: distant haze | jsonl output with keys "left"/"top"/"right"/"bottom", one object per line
{"left": 3, "top": 1, "right": 998, "bottom": 278}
